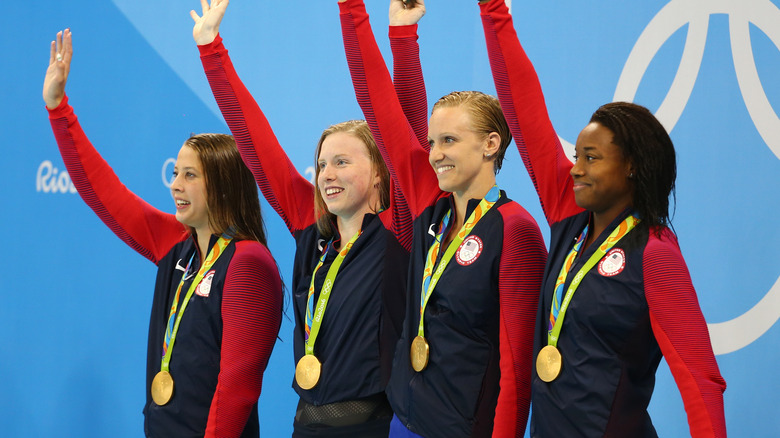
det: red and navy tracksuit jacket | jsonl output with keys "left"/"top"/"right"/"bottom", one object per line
{"left": 198, "top": 36, "right": 412, "bottom": 407}
{"left": 479, "top": 1, "right": 727, "bottom": 436}
{"left": 48, "top": 98, "right": 283, "bottom": 437}
{"left": 339, "top": 1, "right": 548, "bottom": 436}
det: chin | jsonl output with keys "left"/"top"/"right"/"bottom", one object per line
{"left": 573, "top": 194, "right": 590, "bottom": 211}
{"left": 436, "top": 179, "right": 454, "bottom": 193}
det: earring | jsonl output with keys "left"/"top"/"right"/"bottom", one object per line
{"left": 629, "top": 172, "right": 634, "bottom": 178}
{"left": 484, "top": 153, "right": 492, "bottom": 158}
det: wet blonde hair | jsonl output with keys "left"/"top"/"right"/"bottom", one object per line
{"left": 432, "top": 91, "right": 512, "bottom": 174}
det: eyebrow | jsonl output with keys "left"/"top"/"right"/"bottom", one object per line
{"left": 320, "top": 154, "right": 351, "bottom": 161}
{"left": 430, "top": 132, "right": 458, "bottom": 140}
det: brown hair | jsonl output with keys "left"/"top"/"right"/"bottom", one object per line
{"left": 432, "top": 91, "right": 512, "bottom": 174}
{"left": 183, "top": 133, "right": 268, "bottom": 246}
{"left": 313, "top": 120, "right": 389, "bottom": 238}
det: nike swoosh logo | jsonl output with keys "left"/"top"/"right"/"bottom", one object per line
{"left": 175, "top": 259, "right": 186, "bottom": 271}
{"left": 317, "top": 239, "right": 325, "bottom": 251}
{"left": 428, "top": 224, "right": 436, "bottom": 237}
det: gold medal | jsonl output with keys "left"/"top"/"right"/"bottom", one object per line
{"left": 151, "top": 371, "right": 174, "bottom": 405}
{"left": 536, "top": 345, "right": 562, "bottom": 382}
{"left": 295, "top": 354, "right": 322, "bottom": 390}
{"left": 410, "top": 335, "right": 430, "bottom": 372}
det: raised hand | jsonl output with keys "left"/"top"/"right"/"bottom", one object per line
{"left": 191, "top": 0, "right": 229, "bottom": 46}
{"left": 389, "top": 0, "right": 425, "bottom": 27}
{"left": 43, "top": 29, "right": 73, "bottom": 110}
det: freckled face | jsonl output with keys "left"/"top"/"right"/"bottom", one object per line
{"left": 171, "top": 145, "right": 210, "bottom": 232}
{"left": 317, "top": 131, "right": 380, "bottom": 220}
{"left": 571, "top": 122, "right": 633, "bottom": 218}
{"left": 428, "top": 106, "right": 494, "bottom": 198}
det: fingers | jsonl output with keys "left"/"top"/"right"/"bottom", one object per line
{"left": 51, "top": 29, "right": 73, "bottom": 66}
{"left": 55, "top": 30, "right": 63, "bottom": 57}
{"left": 43, "top": 29, "right": 71, "bottom": 109}
{"left": 52, "top": 30, "right": 65, "bottom": 64}
{"left": 52, "top": 30, "right": 71, "bottom": 60}
{"left": 62, "top": 28, "right": 73, "bottom": 65}
{"left": 201, "top": 0, "right": 209, "bottom": 14}
{"left": 190, "top": 9, "right": 200, "bottom": 23}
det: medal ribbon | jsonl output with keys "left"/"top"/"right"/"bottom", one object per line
{"left": 161, "top": 235, "right": 232, "bottom": 372}
{"left": 547, "top": 214, "right": 640, "bottom": 347}
{"left": 417, "top": 185, "right": 500, "bottom": 338}
{"left": 549, "top": 226, "right": 588, "bottom": 331}
{"left": 304, "top": 230, "right": 362, "bottom": 356}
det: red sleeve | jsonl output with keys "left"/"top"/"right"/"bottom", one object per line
{"left": 494, "top": 203, "right": 547, "bottom": 437}
{"left": 644, "top": 228, "right": 727, "bottom": 438}
{"left": 339, "top": 0, "right": 441, "bottom": 220}
{"left": 47, "top": 96, "right": 187, "bottom": 264}
{"left": 389, "top": 24, "right": 429, "bottom": 152}
{"left": 479, "top": 0, "right": 582, "bottom": 225}
{"left": 198, "top": 35, "right": 315, "bottom": 235}
{"left": 205, "top": 240, "right": 283, "bottom": 437}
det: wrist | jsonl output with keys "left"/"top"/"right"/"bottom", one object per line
{"left": 197, "top": 33, "right": 222, "bottom": 53}
{"left": 46, "top": 94, "right": 69, "bottom": 114}
{"left": 195, "top": 31, "right": 218, "bottom": 46}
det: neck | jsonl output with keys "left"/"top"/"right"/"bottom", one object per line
{"left": 451, "top": 176, "right": 495, "bottom": 229}
{"left": 336, "top": 213, "right": 364, "bottom": 248}
{"left": 588, "top": 204, "right": 631, "bottom": 248}
{"left": 195, "top": 227, "right": 214, "bottom": 259}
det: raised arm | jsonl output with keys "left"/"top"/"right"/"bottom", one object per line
{"left": 389, "top": 0, "right": 429, "bottom": 150}
{"left": 644, "top": 229, "right": 727, "bottom": 438}
{"left": 494, "top": 203, "right": 546, "bottom": 437}
{"left": 479, "top": 0, "right": 581, "bottom": 225}
{"left": 192, "top": 0, "right": 316, "bottom": 235}
{"left": 339, "top": 0, "right": 440, "bottom": 219}
{"left": 205, "top": 241, "right": 283, "bottom": 437}
{"left": 44, "top": 30, "right": 186, "bottom": 264}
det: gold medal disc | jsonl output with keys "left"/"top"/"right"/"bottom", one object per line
{"left": 295, "top": 354, "right": 322, "bottom": 390}
{"left": 151, "top": 371, "right": 175, "bottom": 406}
{"left": 410, "top": 336, "right": 430, "bottom": 372}
{"left": 536, "top": 345, "right": 563, "bottom": 382}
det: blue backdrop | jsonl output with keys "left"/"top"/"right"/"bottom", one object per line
{"left": 2, "top": 0, "right": 778, "bottom": 436}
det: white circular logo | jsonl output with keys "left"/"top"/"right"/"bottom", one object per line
{"left": 456, "top": 235, "right": 484, "bottom": 266}
{"left": 598, "top": 248, "right": 626, "bottom": 277}
{"left": 195, "top": 270, "right": 215, "bottom": 297}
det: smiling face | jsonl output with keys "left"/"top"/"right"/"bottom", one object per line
{"left": 428, "top": 105, "right": 498, "bottom": 199}
{"left": 571, "top": 122, "right": 634, "bottom": 220}
{"left": 316, "top": 131, "right": 381, "bottom": 222}
{"left": 171, "top": 145, "right": 210, "bottom": 234}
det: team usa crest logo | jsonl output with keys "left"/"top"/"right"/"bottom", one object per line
{"left": 456, "top": 236, "right": 483, "bottom": 266}
{"left": 598, "top": 248, "right": 626, "bottom": 277}
{"left": 196, "top": 270, "right": 216, "bottom": 297}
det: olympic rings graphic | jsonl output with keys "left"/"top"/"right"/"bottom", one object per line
{"left": 558, "top": 0, "right": 780, "bottom": 354}
{"left": 162, "top": 157, "right": 176, "bottom": 189}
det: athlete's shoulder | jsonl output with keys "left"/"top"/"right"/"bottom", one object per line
{"left": 231, "top": 240, "right": 278, "bottom": 271}
{"left": 497, "top": 198, "right": 541, "bottom": 230}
